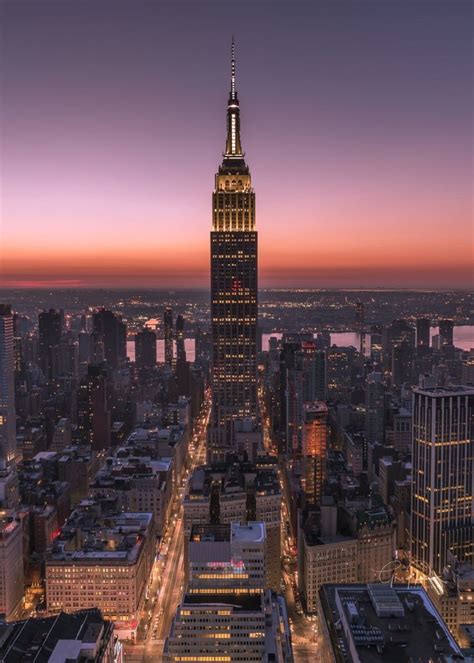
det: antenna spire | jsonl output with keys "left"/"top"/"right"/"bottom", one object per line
{"left": 224, "top": 37, "right": 243, "bottom": 158}
{"left": 230, "top": 36, "right": 236, "bottom": 100}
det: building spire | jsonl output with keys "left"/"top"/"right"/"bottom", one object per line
{"left": 224, "top": 37, "right": 243, "bottom": 158}
{"left": 230, "top": 36, "right": 236, "bottom": 101}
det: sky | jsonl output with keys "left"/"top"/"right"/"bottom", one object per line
{"left": 0, "top": 0, "right": 472, "bottom": 289}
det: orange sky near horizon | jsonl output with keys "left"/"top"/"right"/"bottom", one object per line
{"left": 1, "top": 1, "right": 472, "bottom": 290}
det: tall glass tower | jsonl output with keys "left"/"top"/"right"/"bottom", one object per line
{"left": 411, "top": 386, "right": 474, "bottom": 576}
{"left": 208, "top": 40, "right": 258, "bottom": 461}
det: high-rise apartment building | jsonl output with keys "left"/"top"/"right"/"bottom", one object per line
{"left": 411, "top": 386, "right": 474, "bottom": 576}
{"left": 302, "top": 402, "right": 328, "bottom": 505}
{"left": 163, "top": 308, "right": 173, "bottom": 367}
{"left": 0, "top": 305, "right": 17, "bottom": 467}
{"left": 208, "top": 41, "right": 258, "bottom": 461}
{"left": 78, "top": 365, "right": 111, "bottom": 450}
{"left": 326, "top": 346, "right": 355, "bottom": 403}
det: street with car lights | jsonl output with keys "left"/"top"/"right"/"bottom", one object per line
{"left": 125, "top": 382, "right": 317, "bottom": 663}
{"left": 123, "top": 393, "right": 210, "bottom": 662}
{"left": 259, "top": 379, "right": 319, "bottom": 663}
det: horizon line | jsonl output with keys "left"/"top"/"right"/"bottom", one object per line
{"left": 0, "top": 285, "right": 472, "bottom": 293}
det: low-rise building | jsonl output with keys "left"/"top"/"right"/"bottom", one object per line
{"left": 45, "top": 499, "right": 154, "bottom": 637}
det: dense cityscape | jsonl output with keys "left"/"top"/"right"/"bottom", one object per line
{"left": 1, "top": 2, "right": 473, "bottom": 662}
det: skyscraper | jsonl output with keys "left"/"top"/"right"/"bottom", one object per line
{"left": 175, "top": 314, "right": 186, "bottom": 365}
{"left": 365, "top": 371, "right": 385, "bottom": 445}
{"left": 439, "top": 318, "right": 454, "bottom": 347}
{"left": 411, "top": 386, "right": 474, "bottom": 576}
{"left": 78, "top": 365, "right": 111, "bottom": 450}
{"left": 135, "top": 328, "right": 157, "bottom": 368}
{"left": 38, "top": 308, "right": 62, "bottom": 381}
{"left": 175, "top": 315, "right": 189, "bottom": 396}
{"left": 355, "top": 301, "right": 365, "bottom": 331}
{"left": 0, "top": 305, "right": 17, "bottom": 467}
{"left": 208, "top": 41, "right": 258, "bottom": 461}
{"left": 92, "top": 309, "right": 126, "bottom": 369}
{"left": 164, "top": 308, "right": 173, "bottom": 367}
{"left": 302, "top": 402, "right": 328, "bottom": 505}
{"left": 416, "top": 317, "right": 430, "bottom": 348}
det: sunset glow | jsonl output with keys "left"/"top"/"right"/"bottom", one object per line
{"left": 1, "top": 1, "right": 472, "bottom": 289}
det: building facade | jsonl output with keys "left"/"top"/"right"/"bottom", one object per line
{"left": 46, "top": 505, "right": 154, "bottom": 630}
{"left": 208, "top": 41, "right": 258, "bottom": 461}
{"left": 0, "top": 305, "right": 17, "bottom": 467}
{"left": 0, "top": 513, "right": 24, "bottom": 621}
{"left": 302, "top": 402, "right": 328, "bottom": 505}
{"left": 411, "top": 386, "right": 474, "bottom": 576}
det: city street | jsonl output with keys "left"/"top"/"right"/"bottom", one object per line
{"left": 259, "top": 378, "right": 318, "bottom": 663}
{"left": 124, "top": 395, "right": 210, "bottom": 663}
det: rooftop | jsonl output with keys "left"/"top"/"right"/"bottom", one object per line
{"left": 231, "top": 521, "right": 265, "bottom": 544}
{"left": 47, "top": 502, "right": 153, "bottom": 564}
{"left": 318, "top": 583, "right": 463, "bottom": 663}
{"left": 0, "top": 609, "right": 113, "bottom": 663}
{"left": 413, "top": 384, "right": 474, "bottom": 397}
{"left": 182, "top": 593, "right": 262, "bottom": 611}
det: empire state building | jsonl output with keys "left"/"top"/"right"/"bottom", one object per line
{"left": 208, "top": 41, "right": 258, "bottom": 461}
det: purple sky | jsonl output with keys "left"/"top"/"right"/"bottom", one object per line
{"left": 1, "top": 0, "right": 472, "bottom": 288}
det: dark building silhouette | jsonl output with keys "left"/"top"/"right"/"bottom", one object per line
{"left": 416, "top": 317, "right": 430, "bottom": 348}
{"left": 176, "top": 315, "right": 190, "bottom": 396}
{"left": 78, "top": 365, "right": 111, "bottom": 450}
{"left": 0, "top": 304, "right": 17, "bottom": 467}
{"left": 392, "top": 341, "right": 413, "bottom": 386}
{"left": 92, "top": 309, "right": 126, "bottom": 369}
{"left": 135, "top": 328, "right": 157, "bottom": 368}
{"left": 439, "top": 318, "right": 454, "bottom": 346}
{"left": 176, "top": 315, "right": 186, "bottom": 364}
{"left": 164, "top": 308, "right": 173, "bottom": 367}
{"left": 38, "top": 309, "right": 62, "bottom": 381}
{"left": 355, "top": 301, "right": 364, "bottom": 331}
{"left": 382, "top": 319, "right": 415, "bottom": 368}
{"left": 208, "top": 41, "right": 258, "bottom": 461}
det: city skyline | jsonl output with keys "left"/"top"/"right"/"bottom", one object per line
{"left": 1, "top": 1, "right": 472, "bottom": 290}
{"left": 0, "top": 3, "right": 473, "bottom": 661}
